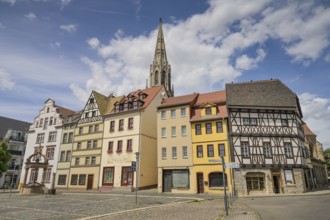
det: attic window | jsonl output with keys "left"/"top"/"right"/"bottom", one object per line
{"left": 90, "top": 98, "right": 94, "bottom": 104}
{"left": 205, "top": 107, "right": 212, "bottom": 115}
{"left": 139, "top": 93, "right": 147, "bottom": 100}
{"left": 115, "top": 103, "right": 119, "bottom": 112}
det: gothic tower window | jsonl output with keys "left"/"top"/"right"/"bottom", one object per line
{"left": 155, "top": 71, "right": 159, "bottom": 85}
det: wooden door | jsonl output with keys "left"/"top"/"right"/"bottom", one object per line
{"left": 87, "top": 175, "right": 93, "bottom": 190}
{"left": 197, "top": 173, "right": 204, "bottom": 194}
{"left": 163, "top": 170, "right": 172, "bottom": 192}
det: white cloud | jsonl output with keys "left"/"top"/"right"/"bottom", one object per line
{"left": 299, "top": 92, "right": 330, "bottom": 148}
{"left": 87, "top": 37, "right": 100, "bottom": 49}
{"left": 0, "top": 68, "right": 15, "bottom": 90}
{"left": 0, "top": 0, "right": 15, "bottom": 6}
{"left": 60, "top": 24, "right": 77, "bottom": 33}
{"left": 235, "top": 48, "right": 266, "bottom": 70}
{"left": 24, "top": 12, "right": 37, "bottom": 21}
{"left": 325, "top": 53, "right": 330, "bottom": 62}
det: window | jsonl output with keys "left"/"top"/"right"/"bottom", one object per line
{"left": 171, "top": 109, "right": 176, "bottom": 118}
{"left": 216, "top": 122, "right": 223, "bottom": 133}
{"left": 119, "top": 119, "right": 124, "bottom": 131}
{"left": 250, "top": 118, "right": 257, "bottom": 126}
{"left": 161, "top": 127, "right": 166, "bottom": 138}
{"left": 45, "top": 168, "right": 52, "bottom": 183}
{"left": 66, "top": 151, "right": 71, "bottom": 161}
{"left": 85, "top": 112, "right": 89, "bottom": 118}
{"left": 243, "top": 118, "right": 250, "bottom": 125}
{"left": 195, "top": 124, "right": 201, "bottom": 135}
{"left": 246, "top": 173, "right": 265, "bottom": 191}
{"left": 108, "top": 142, "right": 113, "bottom": 153}
{"left": 46, "top": 107, "right": 50, "bottom": 113}
{"left": 85, "top": 157, "right": 90, "bottom": 165}
{"left": 172, "top": 147, "right": 177, "bottom": 159}
{"left": 58, "top": 175, "right": 67, "bottom": 185}
{"left": 218, "top": 144, "right": 225, "bottom": 156}
{"left": 207, "top": 144, "right": 214, "bottom": 157}
{"left": 77, "top": 142, "right": 81, "bottom": 150}
{"left": 284, "top": 169, "right": 294, "bottom": 184}
{"left": 127, "top": 139, "right": 133, "bottom": 152}
{"left": 284, "top": 143, "right": 293, "bottom": 158}
{"left": 117, "top": 140, "right": 123, "bottom": 152}
{"left": 92, "top": 111, "right": 97, "bottom": 117}
{"left": 93, "top": 140, "right": 97, "bottom": 148}
{"left": 197, "top": 145, "right": 203, "bottom": 158}
{"left": 161, "top": 111, "right": 166, "bottom": 120}
{"left": 60, "top": 151, "right": 65, "bottom": 162}
{"left": 43, "top": 117, "right": 48, "bottom": 130}
{"left": 162, "top": 147, "right": 167, "bottom": 159}
{"left": 48, "top": 131, "right": 57, "bottom": 142}
{"left": 181, "top": 125, "right": 187, "bottom": 136}
{"left": 40, "top": 118, "right": 43, "bottom": 127}
{"left": 172, "top": 170, "right": 189, "bottom": 189}
{"left": 182, "top": 146, "right": 188, "bottom": 158}
{"left": 71, "top": 174, "right": 78, "bottom": 185}
{"left": 282, "top": 119, "right": 288, "bottom": 126}
{"left": 91, "top": 156, "right": 96, "bottom": 165}
{"left": 46, "top": 147, "right": 55, "bottom": 160}
{"left": 263, "top": 142, "right": 272, "bottom": 158}
{"left": 205, "top": 107, "right": 212, "bottom": 115}
{"left": 88, "top": 125, "right": 93, "bottom": 133}
{"left": 103, "top": 167, "right": 114, "bottom": 186}
{"left": 94, "top": 125, "right": 99, "bottom": 132}
{"left": 68, "top": 132, "right": 73, "bottom": 143}
{"left": 206, "top": 123, "right": 212, "bottom": 134}
{"left": 87, "top": 141, "right": 92, "bottom": 149}
{"left": 90, "top": 98, "right": 94, "bottom": 104}
{"left": 171, "top": 126, "right": 176, "bottom": 137}
{"left": 36, "top": 133, "right": 45, "bottom": 144}
{"left": 75, "top": 158, "right": 80, "bottom": 166}
{"left": 110, "top": 121, "right": 115, "bottom": 132}
{"left": 181, "top": 108, "right": 186, "bottom": 117}
{"left": 128, "top": 118, "right": 133, "bottom": 129}
{"left": 209, "top": 172, "right": 227, "bottom": 187}
{"left": 241, "top": 142, "right": 249, "bottom": 158}
{"left": 63, "top": 133, "right": 68, "bottom": 144}
{"left": 49, "top": 117, "right": 53, "bottom": 125}
{"left": 79, "top": 127, "right": 83, "bottom": 134}
{"left": 79, "top": 174, "right": 86, "bottom": 185}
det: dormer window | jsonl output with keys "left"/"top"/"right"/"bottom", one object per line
{"left": 115, "top": 103, "right": 119, "bottom": 112}
{"left": 119, "top": 104, "right": 124, "bottom": 111}
{"left": 133, "top": 101, "right": 138, "bottom": 109}
{"left": 123, "top": 103, "right": 128, "bottom": 111}
{"left": 128, "top": 102, "right": 133, "bottom": 110}
{"left": 139, "top": 93, "right": 146, "bottom": 100}
{"left": 205, "top": 107, "right": 212, "bottom": 115}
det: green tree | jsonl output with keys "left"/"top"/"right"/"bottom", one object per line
{"left": 0, "top": 141, "right": 11, "bottom": 178}
{"left": 324, "top": 148, "right": 330, "bottom": 172}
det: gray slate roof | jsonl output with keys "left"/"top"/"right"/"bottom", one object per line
{"left": 0, "top": 116, "right": 31, "bottom": 139}
{"left": 226, "top": 79, "right": 302, "bottom": 116}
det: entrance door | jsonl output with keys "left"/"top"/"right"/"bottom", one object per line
{"left": 87, "top": 175, "right": 93, "bottom": 190}
{"left": 121, "top": 167, "right": 133, "bottom": 186}
{"left": 163, "top": 170, "right": 172, "bottom": 192}
{"left": 273, "top": 175, "right": 280, "bottom": 193}
{"left": 197, "top": 173, "right": 204, "bottom": 194}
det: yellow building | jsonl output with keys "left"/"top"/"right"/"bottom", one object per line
{"left": 191, "top": 90, "right": 232, "bottom": 194}
{"left": 68, "top": 91, "right": 121, "bottom": 190}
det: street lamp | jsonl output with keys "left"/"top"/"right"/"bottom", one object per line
{"left": 135, "top": 152, "right": 140, "bottom": 205}
{"left": 219, "top": 145, "right": 228, "bottom": 216}
{"left": 9, "top": 160, "right": 16, "bottom": 197}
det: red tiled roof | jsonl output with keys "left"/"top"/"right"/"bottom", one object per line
{"left": 158, "top": 93, "right": 198, "bottom": 109}
{"left": 194, "top": 90, "right": 226, "bottom": 106}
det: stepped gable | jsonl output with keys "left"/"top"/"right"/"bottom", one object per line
{"left": 226, "top": 79, "right": 303, "bottom": 116}
{"left": 158, "top": 93, "right": 198, "bottom": 109}
{"left": 191, "top": 90, "right": 227, "bottom": 122}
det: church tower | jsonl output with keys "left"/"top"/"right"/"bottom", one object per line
{"left": 150, "top": 18, "right": 173, "bottom": 97}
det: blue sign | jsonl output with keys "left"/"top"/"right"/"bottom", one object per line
{"left": 131, "top": 161, "right": 136, "bottom": 171}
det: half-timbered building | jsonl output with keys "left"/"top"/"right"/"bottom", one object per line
{"left": 226, "top": 80, "right": 308, "bottom": 195}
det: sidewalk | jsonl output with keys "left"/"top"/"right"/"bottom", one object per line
{"left": 220, "top": 188, "right": 330, "bottom": 220}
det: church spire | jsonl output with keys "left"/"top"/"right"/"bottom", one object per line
{"left": 149, "top": 17, "right": 173, "bottom": 97}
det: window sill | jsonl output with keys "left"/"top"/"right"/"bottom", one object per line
{"left": 286, "top": 183, "right": 296, "bottom": 187}
{"left": 209, "top": 187, "right": 225, "bottom": 190}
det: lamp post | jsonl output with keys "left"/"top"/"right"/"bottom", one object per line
{"left": 9, "top": 160, "right": 16, "bottom": 197}
{"left": 219, "top": 145, "right": 228, "bottom": 216}
{"left": 135, "top": 152, "right": 140, "bottom": 205}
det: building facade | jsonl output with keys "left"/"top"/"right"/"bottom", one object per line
{"left": 157, "top": 93, "right": 198, "bottom": 193}
{"left": 20, "top": 99, "right": 75, "bottom": 189}
{"left": 100, "top": 85, "right": 167, "bottom": 190}
{"left": 191, "top": 91, "right": 232, "bottom": 195}
{"left": 227, "top": 80, "right": 308, "bottom": 196}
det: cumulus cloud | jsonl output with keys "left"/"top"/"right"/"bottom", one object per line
{"left": 299, "top": 93, "right": 330, "bottom": 148}
{"left": 24, "top": 12, "right": 37, "bottom": 21}
{"left": 235, "top": 48, "right": 266, "bottom": 70}
{"left": 87, "top": 37, "right": 100, "bottom": 49}
{"left": 0, "top": 0, "right": 15, "bottom": 6}
{"left": 60, "top": 24, "right": 77, "bottom": 33}
{"left": 0, "top": 68, "right": 15, "bottom": 90}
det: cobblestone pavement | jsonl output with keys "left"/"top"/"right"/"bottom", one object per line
{"left": 0, "top": 192, "right": 224, "bottom": 220}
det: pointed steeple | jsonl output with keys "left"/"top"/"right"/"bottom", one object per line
{"left": 149, "top": 18, "right": 173, "bottom": 97}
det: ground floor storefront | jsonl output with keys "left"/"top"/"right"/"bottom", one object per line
{"left": 233, "top": 167, "right": 307, "bottom": 196}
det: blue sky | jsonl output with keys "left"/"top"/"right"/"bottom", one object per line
{"left": 0, "top": 0, "right": 330, "bottom": 148}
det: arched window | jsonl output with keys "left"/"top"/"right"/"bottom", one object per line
{"left": 161, "top": 71, "right": 166, "bottom": 85}
{"left": 209, "top": 172, "right": 227, "bottom": 187}
{"left": 155, "top": 71, "right": 159, "bottom": 85}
